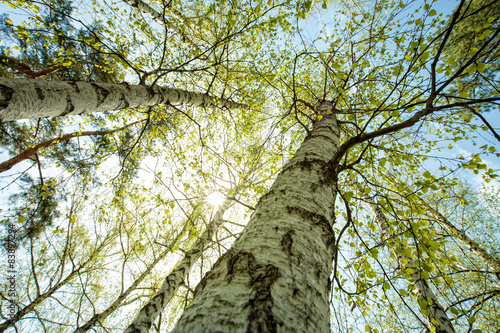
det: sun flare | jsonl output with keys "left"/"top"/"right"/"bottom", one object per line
{"left": 206, "top": 192, "right": 225, "bottom": 208}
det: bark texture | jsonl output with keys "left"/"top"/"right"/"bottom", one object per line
{"left": 171, "top": 109, "right": 339, "bottom": 333}
{"left": 121, "top": 0, "right": 183, "bottom": 37}
{"left": 354, "top": 182, "right": 455, "bottom": 333}
{"left": 0, "top": 77, "right": 243, "bottom": 122}
{"left": 124, "top": 197, "right": 234, "bottom": 333}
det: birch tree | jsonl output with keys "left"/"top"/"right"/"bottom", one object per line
{"left": 353, "top": 180, "right": 455, "bottom": 333}
{"left": 1, "top": 0, "right": 500, "bottom": 332}
{"left": 0, "top": 77, "right": 243, "bottom": 121}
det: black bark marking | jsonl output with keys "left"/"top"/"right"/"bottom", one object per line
{"left": 194, "top": 249, "right": 233, "bottom": 296}
{"left": 146, "top": 85, "right": 156, "bottom": 100}
{"left": 61, "top": 96, "right": 75, "bottom": 116}
{"left": 147, "top": 292, "right": 164, "bottom": 315}
{"left": 0, "top": 84, "right": 14, "bottom": 109}
{"left": 286, "top": 206, "right": 336, "bottom": 257}
{"left": 120, "top": 93, "right": 130, "bottom": 109}
{"left": 35, "top": 87, "right": 45, "bottom": 101}
{"left": 91, "top": 83, "right": 110, "bottom": 107}
{"left": 173, "top": 89, "right": 182, "bottom": 104}
{"left": 69, "top": 81, "right": 80, "bottom": 93}
{"left": 246, "top": 261, "right": 280, "bottom": 332}
{"left": 282, "top": 157, "right": 328, "bottom": 174}
{"left": 223, "top": 251, "right": 281, "bottom": 333}
{"left": 281, "top": 230, "right": 295, "bottom": 257}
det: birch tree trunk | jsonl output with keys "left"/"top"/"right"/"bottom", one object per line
{"left": 354, "top": 182, "right": 455, "bottom": 333}
{"left": 0, "top": 77, "right": 243, "bottom": 122}
{"left": 74, "top": 247, "right": 171, "bottom": 333}
{"left": 171, "top": 105, "right": 339, "bottom": 333}
{"left": 124, "top": 197, "right": 234, "bottom": 333}
{"left": 427, "top": 206, "right": 500, "bottom": 280}
{"left": 400, "top": 185, "right": 500, "bottom": 280}
{"left": 121, "top": 0, "right": 185, "bottom": 38}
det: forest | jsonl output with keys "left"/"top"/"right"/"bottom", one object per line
{"left": 0, "top": 0, "right": 499, "bottom": 332}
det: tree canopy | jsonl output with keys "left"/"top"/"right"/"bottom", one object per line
{"left": 0, "top": 0, "right": 499, "bottom": 332}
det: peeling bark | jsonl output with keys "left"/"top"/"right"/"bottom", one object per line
{"left": 171, "top": 107, "right": 339, "bottom": 333}
{"left": 0, "top": 78, "right": 244, "bottom": 122}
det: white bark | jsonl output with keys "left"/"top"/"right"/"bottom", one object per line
{"left": 354, "top": 182, "right": 455, "bottom": 333}
{"left": 0, "top": 77, "right": 243, "bottom": 122}
{"left": 124, "top": 197, "right": 234, "bottom": 333}
{"left": 121, "top": 0, "right": 184, "bottom": 38}
{"left": 171, "top": 108, "right": 339, "bottom": 332}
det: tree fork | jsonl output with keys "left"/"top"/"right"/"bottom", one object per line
{"left": 0, "top": 77, "right": 244, "bottom": 122}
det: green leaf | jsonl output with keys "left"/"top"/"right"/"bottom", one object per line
{"left": 18, "top": 215, "right": 26, "bottom": 223}
{"left": 379, "top": 158, "right": 387, "bottom": 168}
{"left": 429, "top": 9, "right": 436, "bottom": 16}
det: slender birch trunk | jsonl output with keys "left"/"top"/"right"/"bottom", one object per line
{"left": 353, "top": 182, "right": 455, "bottom": 333}
{"left": 400, "top": 185, "right": 500, "bottom": 280}
{"left": 124, "top": 197, "right": 234, "bottom": 333}
{"left": 0, "top": 77, "right": 243, "bottom": 122}
{"left": 170, "top": 105, "right": 339, "bottom": 332}
{"left": 74, "top": 248, "right": 171, "bottom": 333}
{"left": 76, "top": 201, "right": 212, "bottom": 332}
{"left": 427, "top": 207, "right": 500, "bottom": 280}
{"left": 0, "top": 240, "right": 109, "bottom": 332}
{"left": 121, "top": 0, "right": 186, "bottom": 39}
